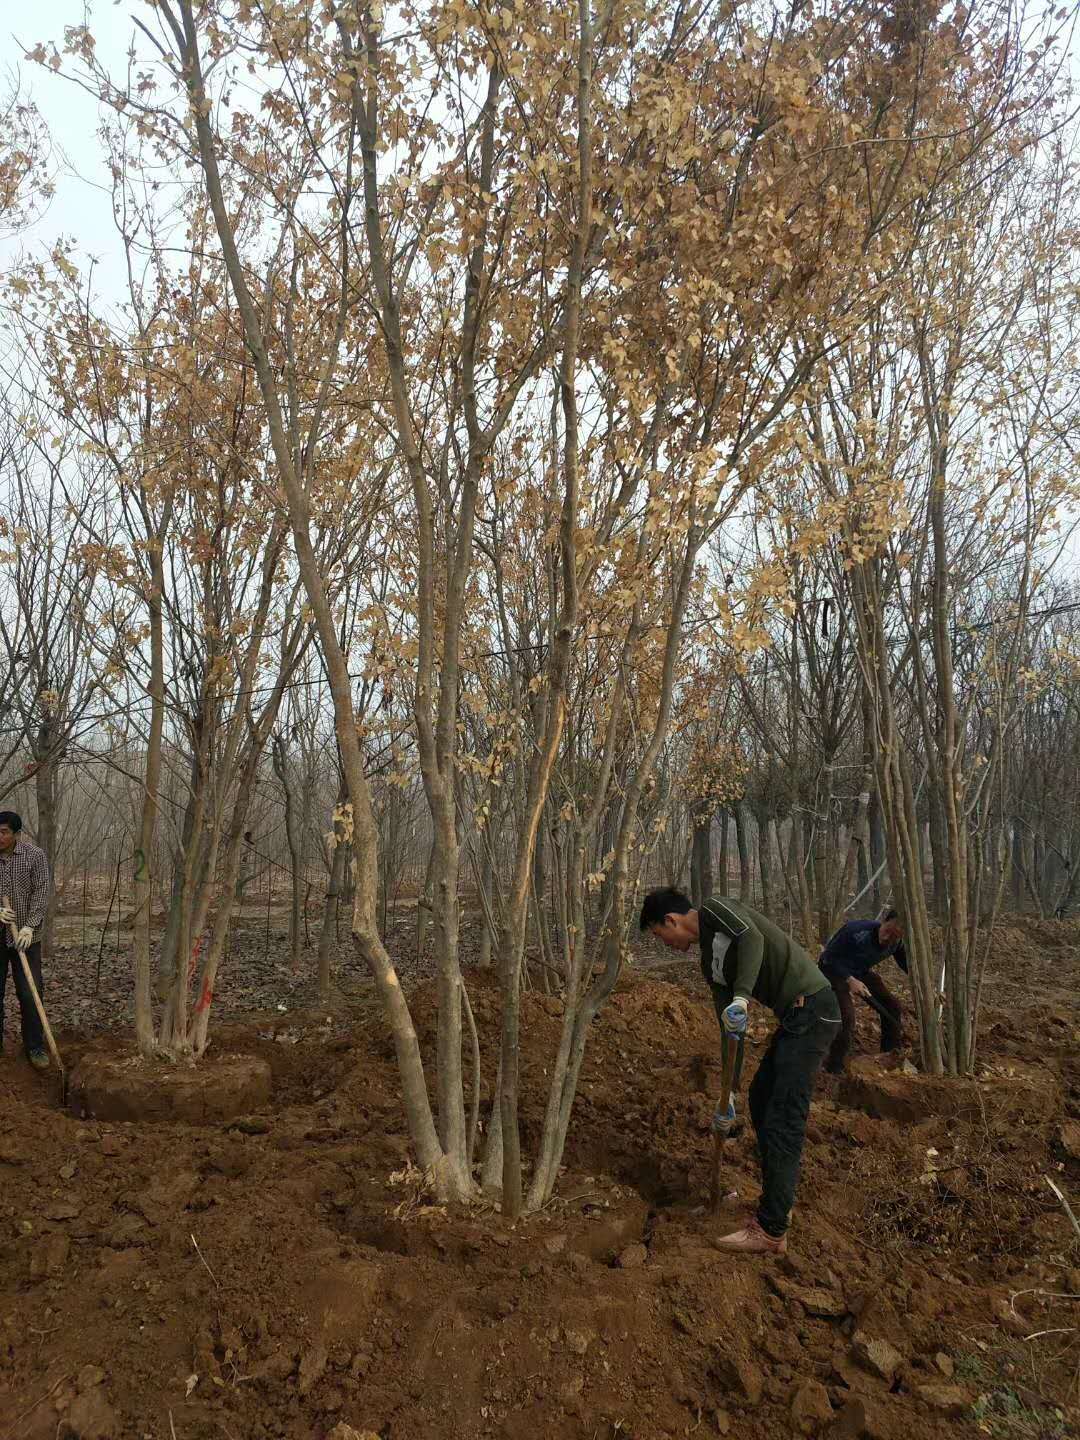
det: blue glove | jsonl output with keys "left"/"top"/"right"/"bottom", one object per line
{"left": 721, "top": 997, "right": 748, "bottom": 1036}
{"left": 711, "top": 1098, "right": 737, "bottom": 1136}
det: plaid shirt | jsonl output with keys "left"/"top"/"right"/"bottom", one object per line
{"left": 0, "top": 839, "right": 50, "bottom": 940}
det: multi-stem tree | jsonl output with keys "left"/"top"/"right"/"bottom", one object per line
{"left": 34, "top": 0, "right": 1062, "bottom": 1195}
{"left": 807, "top": 131, "right": 1080, "bottom": 1073}
{"left": 0, "top": 419, "right": 108, "bottom": 950}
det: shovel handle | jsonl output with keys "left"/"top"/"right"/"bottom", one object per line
{"left": 3, "top": 894, "right": 64, "bottom": 1084}
{"left": 710, "top": 1032, "right": 741, "bottom": 1215}
{"left": 860, "top": 989, "right": 893, "bottom": 1023}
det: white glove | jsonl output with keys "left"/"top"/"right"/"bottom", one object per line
{"left": 15, "top": 926, "right": 33, "bottom": 952}
{"left": 721, "top": 997, "right": 749, "bottom": 1036}
{"left": 711, "top": 1097, "right": 737, "bottom": 1136}
{"left": 0, "top": 906, "right": 15, "bottom": 926}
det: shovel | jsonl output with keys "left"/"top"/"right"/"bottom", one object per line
{"left": 709, "top": 1031, "right": 742, "bottom": 1215}
{"left": 859, "top": 988, "right": 899, "bottom": 1027}
{"left": 3, "top": 895, "right": 66, "bottom": 1102}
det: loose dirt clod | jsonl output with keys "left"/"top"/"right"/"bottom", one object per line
{"left": 791, "top": 1378, "right": 834, "bottom": 1433}
{"left": 912, "top": 1383, "right": 972, "bottom": 1418}
{"left": 615, "top": 1242, "right": 647, "bottom": 1269}
{"left": 851, "top": 1332, "right": 904, "bottom": 1383}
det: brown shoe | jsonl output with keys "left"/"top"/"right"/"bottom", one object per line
{"left": 27, "top": 1049, "right": 49, "bottom": 1071}
{"left": 715, "top": 1217, "right": 787, "bottom": 1255}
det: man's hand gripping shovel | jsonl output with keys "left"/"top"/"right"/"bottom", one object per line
{"left": 3, "top": 895, "right": 66, "bottom": 1102}
{"left": 709, "top": 1030, "right": 742, "bottom": 1214}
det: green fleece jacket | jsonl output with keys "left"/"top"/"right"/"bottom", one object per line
{"left": 698, "top": 896, "right": 828, "bottom": 1017}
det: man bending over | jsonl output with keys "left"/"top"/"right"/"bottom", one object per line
{"left": 640, "top": 888, "right": 840, "bottom": 1255}
{"left": 818, "top": 909, "right": 907, "bottom": 1074}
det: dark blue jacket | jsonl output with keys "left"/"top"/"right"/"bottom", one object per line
{"left": 819, "top": 919, "right": 908, "bottom": 981}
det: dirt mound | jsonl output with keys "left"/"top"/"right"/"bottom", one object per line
{"left": 0, "top": 953, "right": 1077, "bottom": 1440}
{"left": 68, "top": 1050, "right": 272, "bottom": 1123}
{"left": 839, "top": 1056, "right": 1060, "bottom": 1127}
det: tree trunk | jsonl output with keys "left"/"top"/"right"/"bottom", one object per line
{"left": 133, "top": 501, "right": 174, "bottom": 1056}
{"left": 756, "top": 812, "right": 773, "bottom": 914}
{"left": 492, "top": 0, "right": 599, "bottom": 1218}
{"left": 477, "top": 839, "right": 494, "bottom": 969}
{"left": 531, "top": 817, "right": 556, "bottom": 988}
{"left": 179, "top": 6, "right": 454, "bottom": 1192}
{"left": 317, "top": 825, "right": 348, "bottom": 1004}
{"left": 189, "top": 739, "right": 279, "bottom": 1055}
{"left": 690, "top": 811, "right": 712, "bottom": 908}
{"left": 596, "top": 794, "right": 619, "bottom": 924}
{"left": 812, "top": 762, "right": 837, "bottom": 938}
{"left": 429, "top": 809, "right": 467, "bottom": 1173}
{"left": 856, "top": 823, "right": 869, "bottom": 901}
{"left": 156, "top": 753, "right": 206, "bottom": 1002}
{"left": 416, "top": 839, "right": 435, "bottom": 960}
{"left": 1011, "top": 818, "right": 1024, "bottom": 909}
{"left": 734, "top": 803, "right": 751, "bottom": 902}
{"left": 716, "top": 809, "right": 730, "bottom": 895}
{"left": 480, "top": 1063, "right": 504, "bottom": 1196}
{"left": 526, "top": 541, "right": 702, "bottom": 1213}
{"left": 33, "top": 728, "right": 58, "bottom": 958}
{"left": 928, "top": 798, "right": 948, "bottom": 918}
{"left": 832, "top": 772, "right": 872, "bottom": 929}
{"left": 160, "top": 707, "right": 219, "bottom": 1055}
{"left": 1038, "top": 831, "right": 1059, "bottom": 915}
{"left": 272, "top": 735, "right": 302, "bottom": 969}
{"left": 927, "top": 432, "right": 971, "bottom": 1075}
{"left": 788, "top": 815, "right": 816, "bottom": 948}
{"left": 869, "top": 791, "right": 885, "bottom": 908}
{"left": 848, "top": 555, "right": 943, "bottom": 1073}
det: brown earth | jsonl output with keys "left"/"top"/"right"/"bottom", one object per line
{"left": 68, "top": 1052, "right": 273, "bottom": 1125}
{"left": 0, "top": 918, "right": 1077, "bottom": 1440}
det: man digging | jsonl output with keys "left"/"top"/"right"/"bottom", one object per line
{"left": 0, "top": 811, "right": 51, "bottom": 1069}
{"left": 818, "top": 909, "right": 907, "bottom": 1075}
{"left": 640, "top": 888, "right": 840, "bottom": 1255}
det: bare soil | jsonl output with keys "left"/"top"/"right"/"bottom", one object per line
{"left": 0, "top": 915, "right": 1077, "bottom": 1440}
{"left": 68, "top": 1052, "right": 273, "bottom": 1125}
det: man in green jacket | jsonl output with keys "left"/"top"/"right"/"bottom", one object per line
{"left": 640, "top": 887, "right": 840, "bottom": 1254}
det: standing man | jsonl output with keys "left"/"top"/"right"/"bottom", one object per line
{"left": 640, "top": 887, "right": 840, "bottom": 1255}
{"left": 818, "top": 909, "right": 907, "bottom": 1075}
{"left": 0, "top": 811, "right": 51, "bottom": 1069}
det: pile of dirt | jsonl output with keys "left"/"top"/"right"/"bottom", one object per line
{"left": 0, "top": 938, "right": 1077, "bottom": 1440}
{"left": 68, "top": 1050, "right": 273, "bottom": 1124}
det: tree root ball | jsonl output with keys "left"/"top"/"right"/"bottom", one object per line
{"left": 68, "top": 1051, "right": 271, "bottom": 1124}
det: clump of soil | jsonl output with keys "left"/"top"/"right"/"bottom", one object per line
{"left": 0, "top": 922, "right": 1077, "bottom": 1440}
{"left": 68, "top": 1051, "right": 272, "bottom": 1124}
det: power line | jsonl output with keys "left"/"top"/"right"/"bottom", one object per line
{"left": 966, "top": 599, "right": 1080, "bottom": 632}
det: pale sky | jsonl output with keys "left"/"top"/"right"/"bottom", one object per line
{"left": 3, "top": 2, "right": 1079, "bottom": 598}
{"left": 4, "top": 2, "right": 1078, "bottom": 303}
{"left": 1, "top": 4, "right": 158, "bottom": 303}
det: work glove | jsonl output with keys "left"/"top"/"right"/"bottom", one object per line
{"left": 0, "top": 905, "right": 15, "bottom": 927}
{"left": 721, "top": 997, "right": 748, "bottom": 1036}
{"left": 14, "top": 926, "right": 33, "bottom": 952}
{"left": 711, "top": 1097, "right": 737, "bottom": 1136}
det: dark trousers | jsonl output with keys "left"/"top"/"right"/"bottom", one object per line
{"left": 826, "top": 970, "right": 902, "bottom": 1073}
{"left": 746, "top": 987, "right": 840, "bottom": 1237}
{"left": 0, "top": 942, "right": 44, "bottom": 1056}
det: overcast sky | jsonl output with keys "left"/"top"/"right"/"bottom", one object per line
{"left": 1, "top": 6, "right": 141, "bottom": 299}
{"left": 3, "top": 3, "right": 1079, "bottom": 587}
{"left": 4, "top": 3, "right": 1078, "bottom": 297}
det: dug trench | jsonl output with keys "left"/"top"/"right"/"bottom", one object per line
{"left": 0, "top": 941, "right": 1077, "bottom": 1440}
